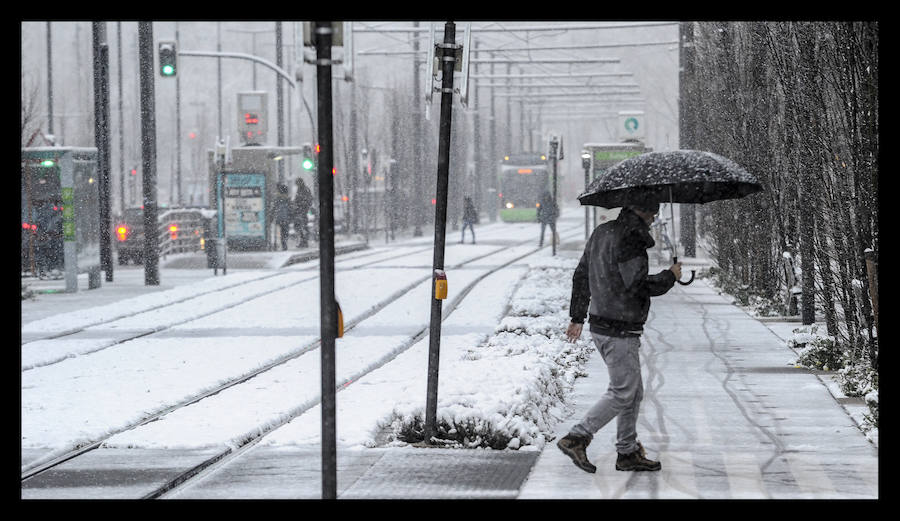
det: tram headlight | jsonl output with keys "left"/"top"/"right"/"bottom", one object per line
{"left": 505, "top": 202, "right": 514, "bottom": 209}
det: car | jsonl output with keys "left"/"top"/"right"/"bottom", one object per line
{"left": 114, "top": 208, "right": 145, "bottom": 265}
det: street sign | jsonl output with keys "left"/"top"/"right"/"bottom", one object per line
{"left": 618, "top": 110, "right": 645, "bottom": 140}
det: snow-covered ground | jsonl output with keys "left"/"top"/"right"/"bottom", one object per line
{"left": 22, "top": 216, "right": 597, "bottom": 470}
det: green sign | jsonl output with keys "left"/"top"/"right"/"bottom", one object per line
{"left": 594, "top": 149, "right": 643, "bottom": 161}
{"left": 61, "top": 187, "right": 75, "bottom": 241}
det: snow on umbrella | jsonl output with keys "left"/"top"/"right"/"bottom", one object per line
{"left": 577, "top": 150, "right": 763, "bottom": 285}
{"left": 577, "top": 149, "right": 763, "bottom": 209}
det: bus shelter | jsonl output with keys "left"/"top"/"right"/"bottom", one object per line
{"left": 22, "top": 147, "right": 101, "bottom": 292}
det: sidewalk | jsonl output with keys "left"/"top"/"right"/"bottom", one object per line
{"left": 517, "top": 271, "right": 877, "bottom": 499}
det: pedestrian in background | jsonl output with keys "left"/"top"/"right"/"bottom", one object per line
{"left": 293, "top": 177, "right": 313, "bottom": 248}
{"left": 557, "top": 201, "right": 681, "bottom": 474}
{"left": 537, "top": 190, "right": 558, "bottom": 247}
{"left": 274, "top": 183, "right": 292, "bottom": 251}
{"left": 461, "top": 196, "right": 478, "bottom": 244}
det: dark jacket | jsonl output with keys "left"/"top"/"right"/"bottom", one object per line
{"left": 294, "top": 181, "right": 313, "bottom": 215}
{"left": 537, "top": 191, "right": 558, "bottom": 224}
{"left": 463, "top": 198, "right": 478, "bottom": 224}
{"left": 569, "top": 207, "right": 676, "bottom": 336}
{"left": 274, "top": 187, "right": 292, "bottom": 225}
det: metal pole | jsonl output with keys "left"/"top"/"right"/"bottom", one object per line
{"left": 472, "top": 39, "right": 481, "bottom": 219}
{"left": 424, "top": 21, "right": 457, "bottom": 444}
{"left": 488, "top": 51, "right": 497, "bottom": 222}
{"left": 349, "top": 87, "right": 359, "bottom": 233}
{"left": 46, "top": 22, "right": 53, "bottom": 136}
{"left": 412, "top": 22, "right": 423, "bottom": 237}
{"left": 93, "top": 22, "right": 113, "bottom": 282}
{"left": 138, "top": 22, "right": 159, "bottom": 286}
{"left": 117, "top": 23, "right": 125, "bottom": 215}
{"left": 550, "top": 136, "right": 558, "bottom": 256}
{"left": 314, "top": 21, "right": 338, "bottom": 500}
{"left": 175, "top": 22, "right": 182, "bottom": 206}
{"left": 101, "top": 43, "right": 112, "bottom": 280}
{"left": 276, "top": 22, "right": 285, "bottom": 183}
{"left": 505, "top": 63, "right": 511, "bottom": 154}
{"left": 583, "top": 155, "right": 590, "bottom": 240}
{"left": 217, "top": 23, "right": 222, "bottom": 139}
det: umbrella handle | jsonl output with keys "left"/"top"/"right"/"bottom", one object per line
{"left": 672, "top": 256, "right": 695, "bottom": 285}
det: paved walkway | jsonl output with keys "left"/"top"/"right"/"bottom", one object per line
{"left": 518, "top": 277, "right": 878, "bottom": 499}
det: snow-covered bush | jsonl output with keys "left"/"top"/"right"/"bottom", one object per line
{"left": 838, "top": 358, "right": 878, "bottom": 398}
{"left": 703, "top": 266, "right": 784, "bottom": 316}
{"left": 789, "top": 325, "right": 842, "bottom": 371}
{"left": 864, "top": 391, "right": 878, "bottom": 428}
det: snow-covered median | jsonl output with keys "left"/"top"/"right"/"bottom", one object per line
{"left": 379, "top": 256, "right": 593, "bottom": 450}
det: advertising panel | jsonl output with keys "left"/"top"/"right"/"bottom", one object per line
{"left": 223, "top": 172, "right": 266, "bottom": 239}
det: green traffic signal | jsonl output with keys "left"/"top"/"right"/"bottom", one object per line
{"left": 159, "top": 41, "right": 177, "bottom": 77}
{"left": 302, "top": 157, "right": 314, "bottom": 170}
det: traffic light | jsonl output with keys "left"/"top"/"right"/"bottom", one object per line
{"left": 159, "top": 41, "right": 177, "bottom": 77}
{"left": 301, "top": 144, "right": 314, "bottom": 170}
{"left": 237, "top": 92, "right": 267, "bottom": 145}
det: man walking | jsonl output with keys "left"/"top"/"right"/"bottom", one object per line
{"left": 293, "top": 178, "right": 313, "bottom": 248}
{"left": 557, "top": 201, "right": 681, "bottom": 473}
{"left": 537, "top": 190, "right": 558, "bottom": 247}
{"left": 461, "top": 196, "right": 478, "bottom": 244}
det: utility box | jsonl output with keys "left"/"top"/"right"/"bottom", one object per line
{"left": 21, "top": 147, "right": 101, "bottom": 292}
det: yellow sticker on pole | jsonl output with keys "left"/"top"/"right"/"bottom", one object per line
{"left": 434, "top": 270, "right": 448, "bottom": 300}
{"left": 336, "top": 300, "right": 344, "bottom": 338}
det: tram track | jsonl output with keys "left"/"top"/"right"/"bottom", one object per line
{"left": 21, "top": 223, "right": 584, "bottom": 486}
{"left": 20, "top": 245, "right": 433, "bottom": 370}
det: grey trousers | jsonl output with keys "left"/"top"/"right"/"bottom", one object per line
{"left": 568, "top": 332, "right": 643, "bottom": 455}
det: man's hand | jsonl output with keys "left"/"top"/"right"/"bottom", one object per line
{"left": 566, "top": 322, "right": 584, "bottom": 343}
{"left": 670, "top": 262, "right": 683, "bottom": 280}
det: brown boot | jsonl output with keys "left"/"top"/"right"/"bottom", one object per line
{"left": 556, "top": 434, "right": 596, "bottom": 474}
{"left": 615, "top": 444, "right": 661, "bottom": 471}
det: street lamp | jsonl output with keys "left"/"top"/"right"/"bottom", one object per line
{"left": 581, "top": 150, "right": 591, "bottom": 240}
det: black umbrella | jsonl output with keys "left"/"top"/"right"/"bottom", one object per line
{"left": 578, "top": 149, "right": 763, "bottom": 284}
{"left": 578, "top": 149, "right": 763, "bottom": 209}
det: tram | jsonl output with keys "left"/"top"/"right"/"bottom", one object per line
{"left": 497, "top": 152, "right": 551, "bottom": 222}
